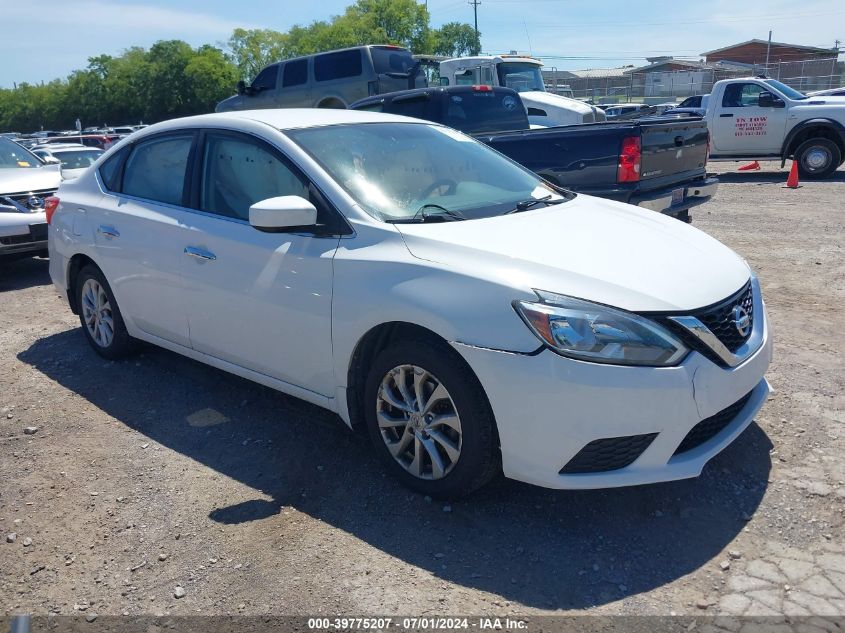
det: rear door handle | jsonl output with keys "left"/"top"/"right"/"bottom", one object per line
{"left": 719, "top": 113, "right": 733, "bottom": 118}
{"left": 97, "top": 225, "right": 120, "bottom": 239}
{"left": 184, "top": 246, "right": 216, "bottom": 261}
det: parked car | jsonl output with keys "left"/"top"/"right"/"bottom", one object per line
{"left": 31, "top": 144, "right": 104, "bottom": 180}
{"left": 351, "top": 86, "right": 718, "bottom": 221}
{"left": 438, "top": 54, "right": 605, "bottom": 126}
{"left": 604, "top": 103, "right": 657, "bottom": 119}
{"left": 42, "top": 134, "right": 119, "bottom": 150}
{"left": 697, "top": 77, "right": 845, "bottom": 178}
{"left": 0, "top": 137, "right": 61, "bottom": 260}
{"left": 48, "top": 109, "right": 771, "bottom": 497}
{"left": 806, "top": 87, "right": 845, "bottom": 98}
{"left": 216, "top": 45, "right": 426, "bottom": 113}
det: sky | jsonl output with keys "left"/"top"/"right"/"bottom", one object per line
{"left": 1, "top": 0, "right": 842, "bottom": 88}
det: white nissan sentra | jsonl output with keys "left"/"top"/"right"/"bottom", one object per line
{"left": 47, "top": 110, "right": 772, "bottom": 498}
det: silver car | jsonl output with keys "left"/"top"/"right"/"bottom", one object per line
{"left": 0, "top": 138, "right": 61, "bottom": 260}
{"left": 216, "top": 45, "right": 426, "bottom": 112}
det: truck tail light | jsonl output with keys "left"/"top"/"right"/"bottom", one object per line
{"left": 367, "top": 80, "right": 378, "bottom": 96}
{"left": 617, "top": 136, "right": 641, "bottom": 183}
{"left": 705, "top": 132, "right": 710, "bottom": 165}
{"left": 472, "top": 85, "right": 492, "bottom": 91}
{"left": 45, "top": 196, "right": 60, "bottom": 225}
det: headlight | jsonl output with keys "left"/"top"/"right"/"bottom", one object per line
{"left": 513, "top": 290, "right": 688, "bottom": 367}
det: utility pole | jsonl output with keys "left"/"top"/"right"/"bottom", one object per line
{"left": 469, "top": 0, "right": 480, "bottom": 44}
{"left": 765, "top": 30, "right": 772, "bottom": 70}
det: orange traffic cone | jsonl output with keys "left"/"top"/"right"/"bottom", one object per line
{"left": 786, "top": 160, "right": 800, "bottom": 189}
{"left": 738, "top": 161, "right": 761, "bottom": 171}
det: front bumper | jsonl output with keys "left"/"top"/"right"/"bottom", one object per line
{"left": 631, "top": 176, "right": 719, "bottom": 217}
{"left": 0, "top": 223, "right": 48, "bottom": 257}
{"left": 451, "top": 296, "right": 772, "bottom": 490}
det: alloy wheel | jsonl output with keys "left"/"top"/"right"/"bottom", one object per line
{"left": 376, "top": 364, "right": 463, "bottom": 480}
{"left": 81, "top": 278, "right": 115, "bottom": 348}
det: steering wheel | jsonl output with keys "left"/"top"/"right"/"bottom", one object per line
{"left": 419, "top": 179, "right": 457, "bottom": 199}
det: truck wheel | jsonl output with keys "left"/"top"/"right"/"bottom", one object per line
{"left": 794, "top": 138, "right": 841, "bottom": 179}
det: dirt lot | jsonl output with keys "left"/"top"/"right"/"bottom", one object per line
{"left": 1, "top": 162, "right": 844, "bottom": 619}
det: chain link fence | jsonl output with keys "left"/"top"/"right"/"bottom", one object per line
{"left": 543, "top": 57, "right": 843, "bottom": 103}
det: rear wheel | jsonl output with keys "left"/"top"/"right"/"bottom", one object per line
{"left": 76, "top": 265, "right": 136, "bottom": 359}
{"left": 794, "top": 138, "right": 841, "bottom": 179}
{"left": 363, "top": 338, "right": 500, "bottom": 498}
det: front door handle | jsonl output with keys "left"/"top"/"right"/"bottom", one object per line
{"left": 719, "top": 113, "right": 733, "bottom": 118}
{"left": 97, "top": 225, "right": 120, "bottom": 239}
{"left": 184, "top": 246, "right": 216, "bottom": 261}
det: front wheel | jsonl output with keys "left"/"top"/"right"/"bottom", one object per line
{"left": 794, "top": 138, "right": 841, "bottom": 179}
{"left": 76, "top": 265, "right": 136, "bottom": 359}
{"left": 363, "top": 338, "right": 500, "bottom": 498}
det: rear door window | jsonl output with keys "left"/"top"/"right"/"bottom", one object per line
{"left": 122, "top": 135, "right": 193, "bottom": 206}
{"left": 283, "top": 59, "right": 308, "bottom": 87}
{"left": 370, "top": 47, "right": 415, "bottom": 74}
{"left": 315, "top": 50, "right": 363, "bottom": 82}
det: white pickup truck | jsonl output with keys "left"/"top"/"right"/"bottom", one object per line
{"left": 700, "top": 77, "right": 845, "bottom": 179}
{"left": 439, "top": 55, "right": 605, "bottom": 127}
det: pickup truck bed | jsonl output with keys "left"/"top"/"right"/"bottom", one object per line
{"left": 351, "top": 86, "right": 717, "bottom": 221}
{"left": 480, "top": 118, "right": 715, "bottom": 214}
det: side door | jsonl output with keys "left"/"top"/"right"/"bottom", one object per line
{"left": 178, "top": 129, "right": 343, "bottom": 396}
{"left": 278, "top": 59, "right": 311, "bottom": 107}
{"left": 245, "top": 64, "right": 281, "bottom": 110}
{"left": 711, "top": 82, "right": 788, "bottom": 154}
{"left": 92, "top": 133, "right": 194, "bottom": 347}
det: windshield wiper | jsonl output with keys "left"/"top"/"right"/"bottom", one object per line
{"left": 504, "top": 195, "right": 564, "bottom": 214}
{"left": 386, "top": 204, "right": 467, "bottom": 224}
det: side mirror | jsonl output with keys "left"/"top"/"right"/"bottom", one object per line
{"left": 42, "top": 156, "right": 61, "bottom": 165}
{"left": 758, "top": 91, "right": 784, "bottom": 108}
{"left": 236, "top": 80, "right": 247, "bottom": 96}
{"left": 249, "top": 196, "right": 317, "bottom": 232}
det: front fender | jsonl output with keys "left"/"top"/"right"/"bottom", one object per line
{"left": 781, "top": 117, "right": 845, "bottom": 164}
{"left": 330, "top": 226, "right": 539, "bottom": 393}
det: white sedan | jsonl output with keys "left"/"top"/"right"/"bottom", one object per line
{"left": 48, "top": 109, "right": 772, "bottom": 497}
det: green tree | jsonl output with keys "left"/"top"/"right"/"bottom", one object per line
{"left": 227, "top": 28, "right": 290, "bottom": 82}
{"left": 433, "top": 22, "right": 481, "bottom": 57}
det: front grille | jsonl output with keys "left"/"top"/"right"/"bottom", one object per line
{"left": 0, "top": 188, "right": 58, "bottom": 211}
{"left": 657, "top": 281, "right": 754, "bottom": 366}
{"left": 673, "top": 392, "right": 752, "bottom": 456}
{"left": 560, "top": 433, "right": 658, "bottom": 474}
{"left": 694, "top": 282, "right": 754, "bottom": 352}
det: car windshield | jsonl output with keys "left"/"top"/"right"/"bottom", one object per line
{"left": 496, "top": 62, "right": 545, "bottom": 93}
{"left": 764, "top": 79, "right": 807, "bottom": 100}
{"left": 54, "top": 149, "right": 103, "bottom": 169}
{"left": 287, "top": 122, "right": 565, "bottom": 222}
{"left": 0, "top": 137, "right": 40, "bottom": 169}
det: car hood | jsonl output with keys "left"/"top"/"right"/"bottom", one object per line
{"left": 394, "top": 194, "right": 751, "bottom": 313}
{"left": 519, "top": 91, "right": 593, "bottom": 115}
{"left": 0, "top": 166, "right": 62, "bottom": 196}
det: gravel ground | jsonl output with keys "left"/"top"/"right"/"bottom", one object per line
{"left": 1, "top": 161, "right": 843, "bottom": 619}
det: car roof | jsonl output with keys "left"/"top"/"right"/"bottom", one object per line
{"left": 140, "top": 109, "right": 429, "bottom": 134}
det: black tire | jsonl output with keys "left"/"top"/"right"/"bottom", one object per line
{"left": 76, "top": 264, "right": 136, "bottom": 360}
{"left": 794, "top": 138, "right": 841, "bottom": 179}
{"left": 363, "top": 337, "right": 500, "bottom": 498}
